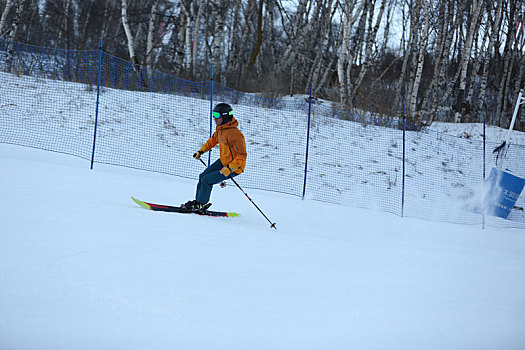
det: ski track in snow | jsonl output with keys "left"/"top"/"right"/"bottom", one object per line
{"left": 1, "top": 141, "right": 525, "bottom": 349}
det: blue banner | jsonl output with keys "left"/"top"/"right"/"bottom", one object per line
{"left": 485, "top": 168, "right": 525, "bottom": 219}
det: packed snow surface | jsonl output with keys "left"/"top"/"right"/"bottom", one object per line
{"left": 1, "top": 143, "right": 525, "bottom": 350}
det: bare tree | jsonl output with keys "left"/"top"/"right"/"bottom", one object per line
{"left": 121, "top": 0, "right": 139, "bottom": 65}
{"left": 191, "top": 0, "right": 205, "bottom": 78}
{"left": 337, "top": 0, "right": 366, "bottom": 105}
{"left": 420, "top": 1, "right": 454, "bottom": 124}
{"left": 344, "top": 0, "right": 369, "bottom": 107}
{"left": 498, "top": 0, "right": 525, "bottom": 127}
{"left": 228, "top": 0, "right": 256, "bottom": 87}
{"left": 173, "top": 5, "right": 187, "bottom": 76}
{"left": 209, "top": 1, "right": 228, "bottom": 83}
{"left": 5, "top": 0, "right": 25, "bottom": 72}
{"left": 146, "top": 0, "right": 160, "bottom": 78}
{"left": 463, "top": 19, "right": 487, "bottom": 123}
{"left": 78, "top": 0, "right": 96, "bottom": 49}
{"left": 6, "top": 0, "right": 24, "bottom": 42}
{"left": 393, "top": 0, "right": 420, "bottom": 116}
{"left": 352, "top": 0, "right": 387, "bottom": 103}
{"left": 242, "top": 0, "right": 265, "bottom": 83}
{"left": 180, "top": 0, "right": 196, "bottom": 73}
{"left": 280, "top": 0, "right": 311, "bottom": 94}
{"left": 304, "top": 0, "right": 335, "bottom": 93}
{"left": 408, "top": 0, "right": 429, "bottom": 121}
{"left": 0, "top": 0, "right": 15, "bottom": 37}
{"left": 281, "top": 0, "right": 309, "bottom": 68}
{"left": 477, "top": 0, "right": 504, "bottom": 121}
{"left": 453, "top": 0, "right": 483, "bottom": 123}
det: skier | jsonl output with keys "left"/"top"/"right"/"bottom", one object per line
{"left": 182, "top": 103, "right": 247, "bottom": 212}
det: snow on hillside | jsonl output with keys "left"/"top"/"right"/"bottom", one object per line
{"left": 430, "top": 121, "right": 525, "bottom": 145}
{"left": 1, "top": 143, "right": 525, "bottom": 350}
{"left": 1, "top": 71, "right": 524, "bottom": 229}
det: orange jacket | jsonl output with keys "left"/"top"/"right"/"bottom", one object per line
{"left": 200, "top": 116, "right": 247, "bottom": 174}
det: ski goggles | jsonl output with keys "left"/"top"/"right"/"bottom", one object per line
{"left": 212, "top": 110, "right": 233, "bottom": 119}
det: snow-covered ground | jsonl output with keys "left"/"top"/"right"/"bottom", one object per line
{"left": 430, "top": 121, "right": 525, "bottom": 146}
{"left": 1, "top": 143, "right": 525, "bottom": 350}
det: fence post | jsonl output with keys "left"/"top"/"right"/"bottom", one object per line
{"left": 483, "top": 118, "right": 486, "bottom": 229}
{"left": 90, "top": 40, "right": 103, "bottom": 170}
{"left": 401, "top": 105, "right": 406, "bottom": 217}
{"left": 302, "top": 85, "right": 313, "bottom": 199}
{"left": 208, "top": 64, "right": 213, "bottom": 167}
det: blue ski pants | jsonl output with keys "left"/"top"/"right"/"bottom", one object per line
{"left": 196, "top": 159, "right": 239, "bottom": 204}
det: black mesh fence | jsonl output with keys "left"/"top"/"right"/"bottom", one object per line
{"left": 1, "top": 39, "right": 524, "bottom": 229}
{"left": 0, "top": 40, "right": 98, "bottom": 160}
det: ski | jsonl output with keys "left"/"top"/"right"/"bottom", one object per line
{"left": 131, "top": 197, "right": 239, "bottom": 218}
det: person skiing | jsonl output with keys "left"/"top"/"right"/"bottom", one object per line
{"left": 182, "top": 103, "right": 247, "bottom": 212}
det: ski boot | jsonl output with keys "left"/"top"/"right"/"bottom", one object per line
{"left": 181, "top": 200, "right": 211, "bottom": 213}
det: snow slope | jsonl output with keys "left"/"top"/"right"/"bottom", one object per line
{"left": 1, "top": 143, "right": 525, "bottom": 350}
{"left": 2, "top": 71, "right": 525, "bottom": 229}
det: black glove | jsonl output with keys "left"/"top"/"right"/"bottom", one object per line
{"left": 193, "top": 150, "right": 204, "bottom": 159}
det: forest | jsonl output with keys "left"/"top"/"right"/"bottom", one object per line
{"left": 1, "top": 0, "right": 524, "bottom": 130}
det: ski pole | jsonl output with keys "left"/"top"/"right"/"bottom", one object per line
{"left": 199, "top": 158, "right": 277, "bottom": 229}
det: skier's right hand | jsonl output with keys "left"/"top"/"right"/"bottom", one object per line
{"left": 193, "top": 150, "right": 204, "bottom": 159}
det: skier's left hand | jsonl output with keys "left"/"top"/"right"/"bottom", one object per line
{"left": 220, "top": 167, "right": 231, "bottom": 177}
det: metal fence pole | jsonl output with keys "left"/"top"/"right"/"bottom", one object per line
{"left": 302, "top": 85, "right": 313, "bottom": 199}
{"left": 90, "top": 40, "right": 103, "bottom": 170}
{"left": 483, "top": 118, "right": 486, "bottom": 229}
{"left": 208, "top": 64, "right": 213, "bottom": 167}
{"left": 401, "top": 105, "right": 406, "bottom": 217}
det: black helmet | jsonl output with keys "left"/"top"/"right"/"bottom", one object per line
{"left": 213, "top": 103, "right": 233, "bottom": 123}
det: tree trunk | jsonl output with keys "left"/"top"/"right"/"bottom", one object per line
{"left": 352, "top": 0, "right": 386, "bottom": 101}
{"left": 392, "top": 1, "right": 414, "bottom": 113}
{"left": 419, "top": 1, "right": 445, "bottom": 123}
{"left": 226, "top": 1, "right": 242, "bottom": 86}
{"left": 499, "top": 50, "right": 517, "bottom": 127}
{"left": 242, "top": 0, "right": 265, "bottom": 83}
{"left": 306, "top": 0, "right": 334, "bottom": 92}
{"left": 79, "top": 0, "right": 96, "bottom": 49}
{"left": 409, "top": 0, "right": 429, "bottom": 122}
{"left": 453, "top": 0, "right": 482, "bottom": 123}
{"left": 431, "top": 3, "right": 459, "bottom": 121}
{"left": 231, "top": 0, "right": 255, "bottom": 87}
{"left": 192, "top": 0, "right": 205, "bottom": 78}
{"left": 146, "top": 0, "right": 160, "bottom": 79}
{"left": 0, "top": 0, "right": 14, "bottom": 37}
{"left": 379, "top": 0, "right": 394, "bottom": 56}
{"left": 212, "top": 1, "right": 227, "bottom": 83}
{"left": 23, "top": 0, "right": 40, "bottom": 44}
{"left": 345, "top": 0, "right": 369, "bottom": 108}
{"left": 5, "top": 0, "right": 25, "bottom": 73}
{"left": 64, "top": 0, "right": 73, "bottom": 79}
{"left": 267, "top": 0, "right": 278, "bottom": 72}
{"left": 63, "top": 0, "right": 72, "bottom": 49}
{"left": 512, "top": 43, "right": 525, "bottom": 116}
{"left": 495, "top": 0, "right": 520, "bottom": 126}
{"left": 281, "top": 0, "right": 308, "bottom": 69}
{"left": 174, "top": 7, "right": 186, "bottom": 76}
{"left": 100, "top": 0, "right": 113, "bottom": 49}
{"left": 289, "top": 64, "right": 294, "bottom": 96}
{"left": 121, "top": 0, "right": 139, "bottom": 65}
{"left": 464, "top": 22, "right": 486, "bottom": 122}
{"left": 281, "top": 0, "right": 310, "bottom": 94}
{"left": 337, "top": 0, "right": 366, "bottom": 105}
{"left": 183, "top": 1, "right": 195, "bottom": 73}
{"left": 478, "top": 0, "right": 503, "bottom": 120}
